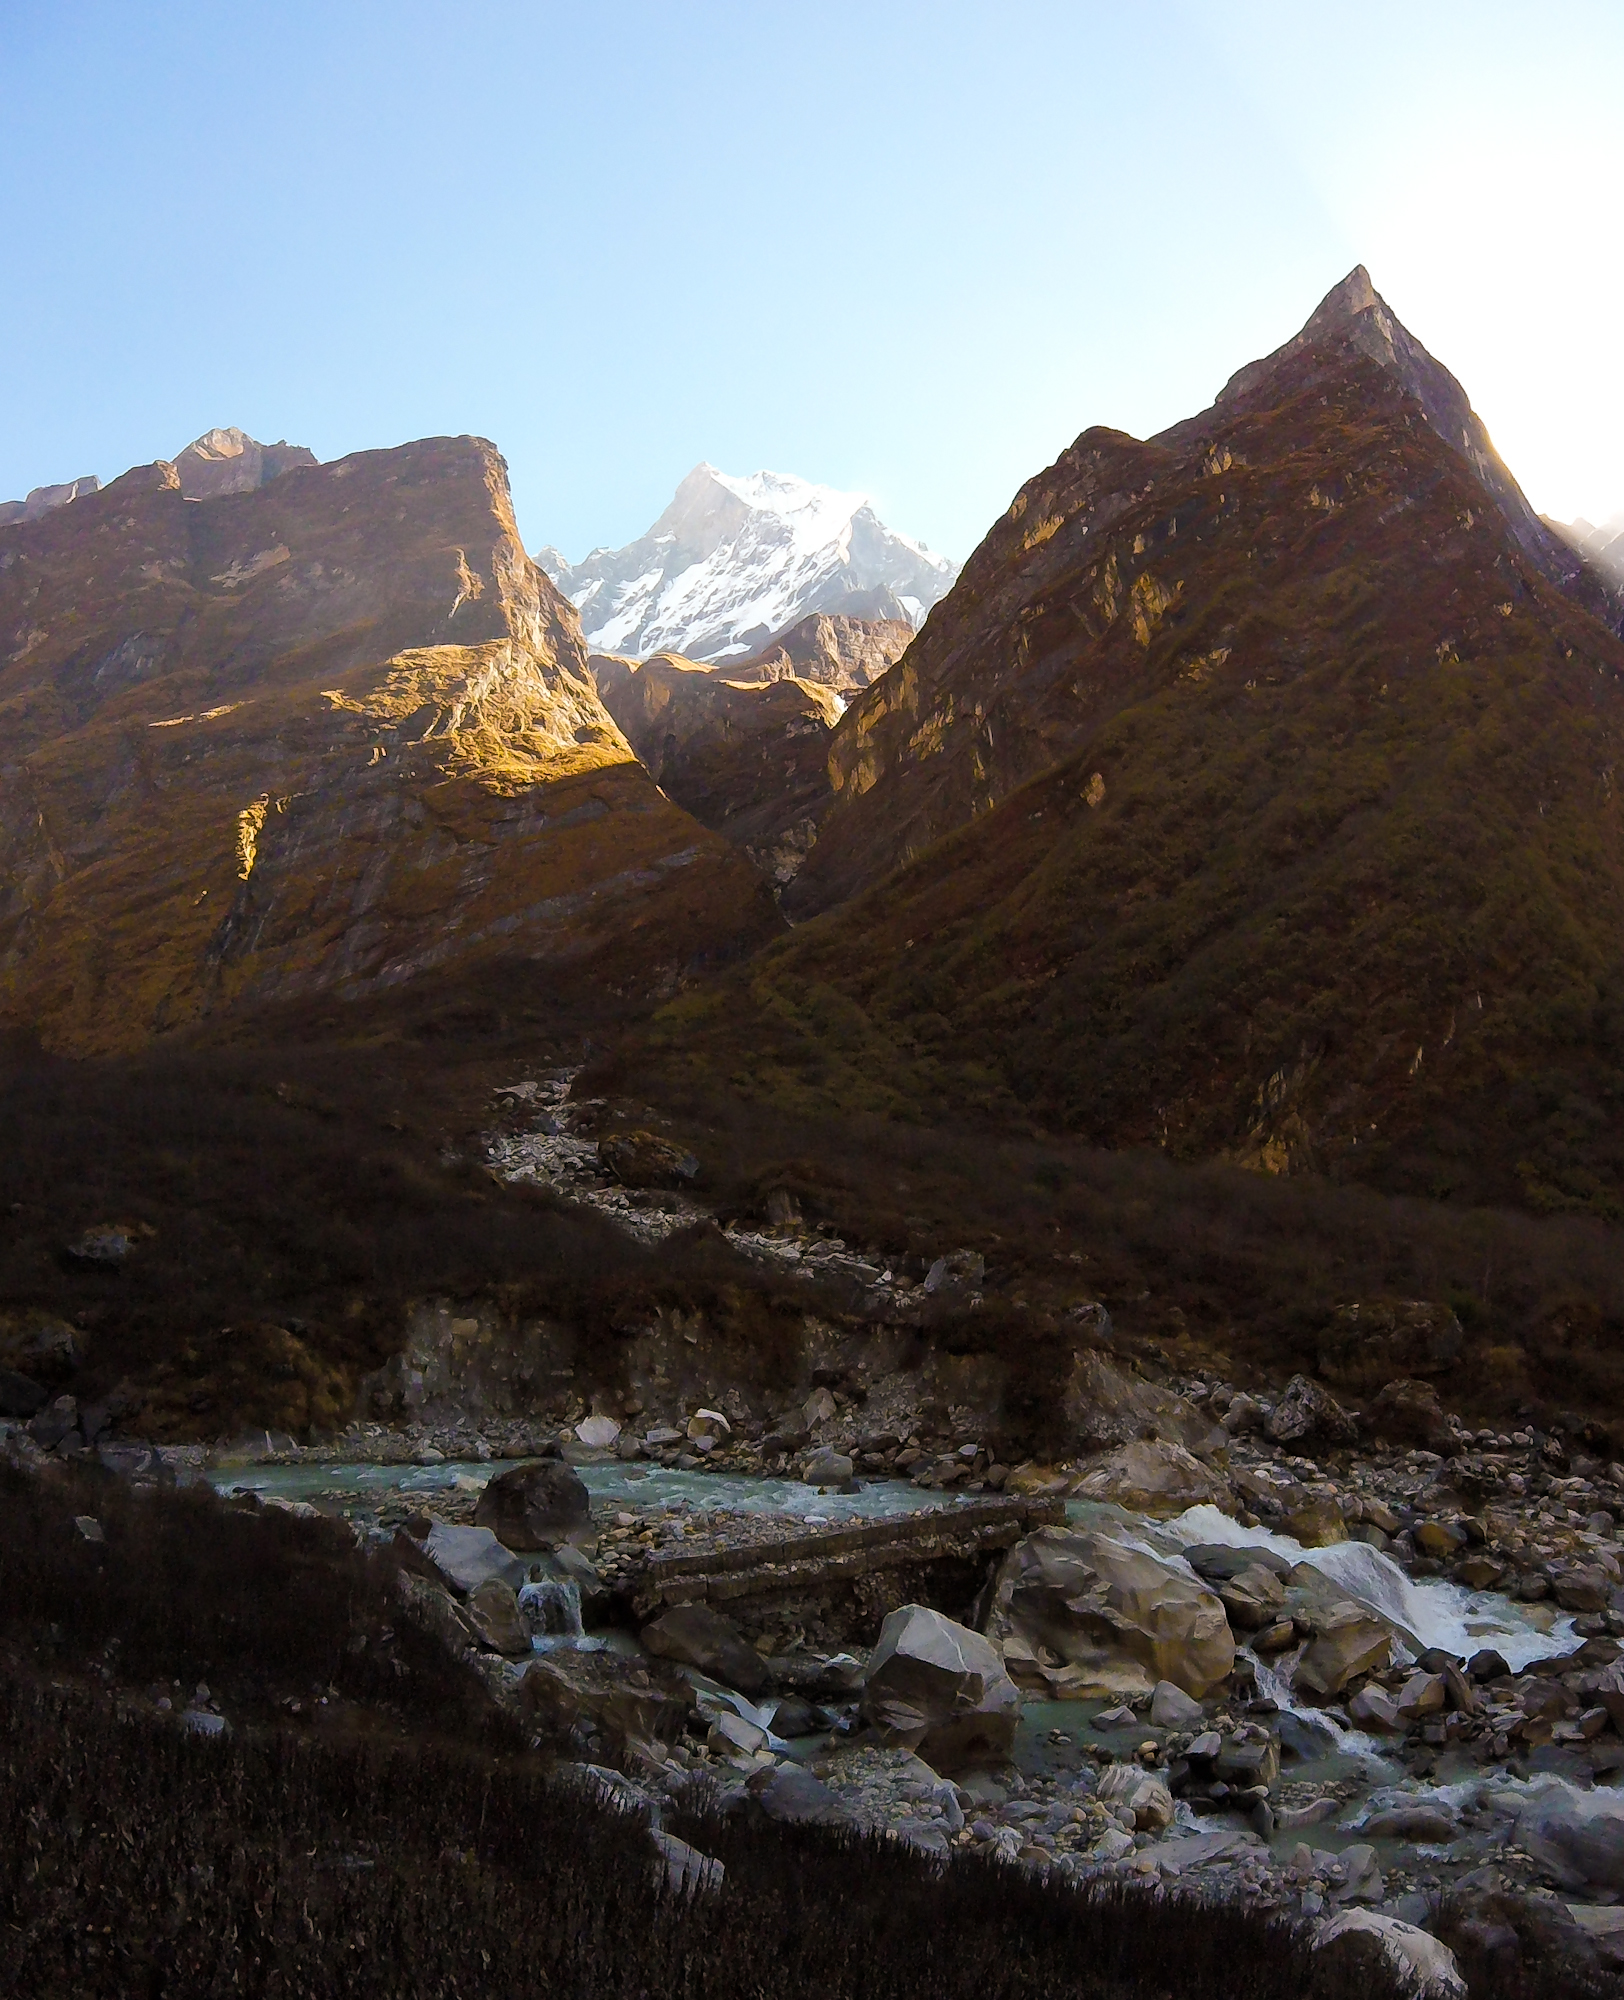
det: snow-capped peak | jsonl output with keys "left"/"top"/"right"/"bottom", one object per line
{"left": 538, "top": 463, "right": 958, "bottom": 663}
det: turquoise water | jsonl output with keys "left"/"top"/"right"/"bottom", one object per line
{"left": 207, "top": 1456, "right": 987, "bottom": 1525}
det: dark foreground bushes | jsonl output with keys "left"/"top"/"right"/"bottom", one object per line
{"left": 0, "top": 1669, "right": 1419, "bottom": 2000}
{"left": 0, "top": 1462, "right": 1612, "bottom": 2000}
{"left": 0, "top": 1457, "right": 499, "bottom": 1737}
{"left": 595, "top": 1078, "right": 1624, "bottom": 1437}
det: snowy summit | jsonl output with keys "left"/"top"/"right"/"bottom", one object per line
{"left": 536, "top": 462, "right": 958, "bottom": 662}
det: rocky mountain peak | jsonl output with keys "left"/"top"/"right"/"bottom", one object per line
{"left": 538, "top": 464, "right": 957, "bottom": 662}
{"left": 1193, "top": 267, "right": 1594, "bottom": 599}
{"left": 171, "top": 427, "right": 318, "bottom": 501}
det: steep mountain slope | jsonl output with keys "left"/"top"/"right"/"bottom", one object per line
{"left": 0, "top": 437, "right": 776, "bottom": 1054}
{"left": 592, "top": 653, "right": 841, "bottom": 884}
{"left": 730, "top": 611, "right": 914, "bottom": 691}
{"left": 793, "top": 270, "right": 1620, "bottom": 916}
{"left": 537, "top": 463, "right": 956, "bottom": 661}
{"left": 617, "top": 275, "right": 1624, "bottom": 1215}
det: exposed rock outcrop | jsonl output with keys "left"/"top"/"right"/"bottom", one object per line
{"left": 593, "top": 652, "right": 843, "bottom": 882}
{"left": 730, "top": 612, "right": 913, "bottom": 692}
{"left": 171, "top": 426, "right": 317, "bottom": 500}
{"left": 989, "top": 1527, "right": 1235, "bottom": 1699}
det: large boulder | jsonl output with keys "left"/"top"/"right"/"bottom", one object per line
{"left": 1370, "top": 1377, "right": 1459, "bottom": 1453}
{"left": 1293, "top": 1599, "right": 1394, "bottom": 1698}
{"left": 1315, "top": 1910, "right": 1465, "bottom": 1997}
{"left": 597, "top": 1131, "right": 699, "bottom": 1189}
{"left": 1070, "top": 1440, "right": 1233, "bottom": 1518}
{"left": 422, "top": 1520, "right": 527, "bottom": 1596}
{"left": 1317, "top": 1300, "right": 1463, "bottom": 1396}
{"left": 1264, "top": 1375, "right": 1358, "bottom": 1450}
{"left": 1217, "top": 1563, "right": 1288, "bottom": 1629}
{"left": 642, "top": 1605, "right": 768, "bottom": 1696}
{"left": 990, "top": 1528, "right": 1235, "bottom": 1699}
{"left": 1096, "top": 1763, "right": 1175, "bottom": 1831}
{"left": 1517, "top": 1786, "right": 1624, "bottom": 1894}
{"left": 861, "top": 1604, "right": 1020, "bottom": 1771}
{"left": 464, "top": 1578, "right": 532, "bottom": 1656}
{"left": 1065, "top": 1351, "right": 1224, "bottom": 1459}
{"left": 475, "top": 1457, "right": 591, "bottom": 1551}
{"left": 751, "top": 1765, "right": 851, "bottom": 1827}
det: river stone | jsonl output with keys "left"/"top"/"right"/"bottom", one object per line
{"left": 1293, "top": 1601, "right": 1394, "bottom": 1698}
{"left": 1214, "top": 1730, "right": 1280, "bottom": 1789}
{"left": 642, "top": 1604, "right": 768, "bottom": 1696}
{"left": 1070, "top": 1440, "right": 1233, "bottom": 1519}
{"left": 463, "top": 1578, "right": 531, "bottom": 1655}
{"left": 1149, "top": 1680, "right": 1204, "bottom": 1728}
{"left": 990, "top": 1527, "right": 1234, "bottom": 1699}
{"left": 1095, "top": 1763, "right": 1175, "bottom": 1832}
{"left": 474, "top": 1458, "right": 591, "bottom": 1550}
{"left": 803, "top": 1446, "right": 855, "bottom": 1489}
{"left": 1183, "top": 1544, "right": 1293, "bottom": 1584}
{"left": 751, "top": 1765, "right": 850, "bottom": 1826}
{"left": 575, "top": 1414, "right": 621, "bottom": 1449}
{"left": 1283, "top": 1497, "right": 1348, "bottom": 1548}
{"left": 423, "top": 1520, "right": 527, "bottom": 1596}
{"left": 1219, "top": 1564, "right": 1288, "bottom": 1629}
{"left": 1518, "top": 1788, "right": 1624, "bottom": 1893}
{"left": 1554, "top": 1566, "right": 1613, "bottom": 1614}
{"left": 861, "top": 1604, "right": 1020, "bottom": 1771}
{"left": 1398, "top": 1671, "right": 1448, "bottom": 1719}
{"left": 1347, "top": 1685, "right": 1403, "bottom": 1734}
{"left": 1334, "top": 1841, "right": 1384, "bottom": 1903}
{"left": 1265, "top": 1375, "right": 1358, "bottom": 1450}
{"left": 1361, "top": 1805, "right": 1460, "bottom": 1843}
{"left": 1315, "top": 1909, "right": 1465, "bottom": 1997}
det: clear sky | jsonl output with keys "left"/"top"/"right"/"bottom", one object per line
{"left": 3, "top": 1, "right": 1620, "bottom": 565}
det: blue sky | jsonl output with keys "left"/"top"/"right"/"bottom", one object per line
{"left": 3, "top": 2, "right": 1620, "bottom": 562}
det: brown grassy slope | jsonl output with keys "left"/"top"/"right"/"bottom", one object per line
{"left": 0, "top": 439, "right": 777, "bottom": 1054}
{"left": 613, "top": 346, "right": 1624, "bottom": 1220}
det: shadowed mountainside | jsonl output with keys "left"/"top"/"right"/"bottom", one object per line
{"left": 609, "top": 274, "right": 1624, "bottom": 1217}
{"left": 591, "top": 652, "right": 842, "bottom": 884}
{"left": 0, "top": 436, "right": 777, "bottom": 1053}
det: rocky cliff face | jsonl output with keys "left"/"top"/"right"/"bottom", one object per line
{"left": 538, "top": 463, "right": 957, "bottom": 662}
{"left": 593, "top": 654, "right": 842, "bottom": 885}
{"left": 729, "top": 611, "right": 914, "bottom": 692}
{"left": 0, "top": 476, "right": 101, "bottom": 529}
{"left": 621, "top": 274, "right": 1624, "bottom": 1215}
{"left": 171, "top": 426, "right": 318, "bottom": 500}
{"left": 0, "top": 436, "right": 776, "bottom": 1053}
